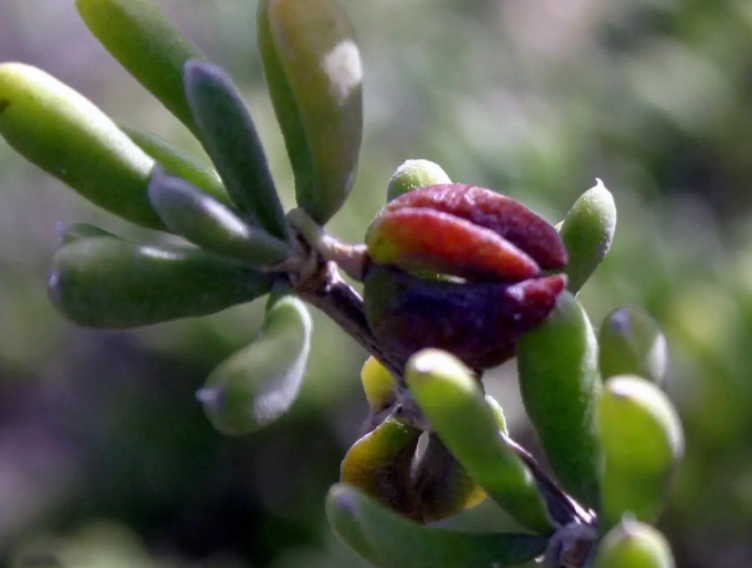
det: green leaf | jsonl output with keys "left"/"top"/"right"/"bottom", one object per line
{"left": 412, "top": 433, "right": 487, "bottom": 523}
{"left": 340, "top": 416, "right": 422, "bottom": 520}
{"left": 76, "top": 0, "right": 206, "bottom": 135}
{"left": 517, "top": 291, "right": 602, "bottom": 511}
{"left": 258, "top": 0, "right": 363, "bottom": 224}
{"left": 594, "top": 520, "right": 675, "bottom": 568}
{"left": 183, "top": 60, "right": 288, "bottom": 240}
{"left": 198, "top": 296, "right": 312, "bottom": 435}
{"left": 599, "top": 375, "right": 683, "bottom": 532}
{"left": 0, "top": 63, "right": 163, "bottom": 230}
{"left": 121, "top": 125, "right": 230, "bottom": 206}
{"left": 558, "top": 179, "right": 616, "bottom": 294}
{"left": 58, "top": 223, "right": 118, "bottom": 245}
{"left": 48, "top": 237, "right": 272, "bottom": 328}
{"left": 326, "top": 484, "right": 549, "bottom": 568}
{"left": 599, "top": 305, "right": 669, "bottom": 387}
{"left": 387, "top": 159, "right": 451, "bottom": 202}
{"left": 406, "top": 349, "right": 554, "bottom": 535}
{"left": 148, "top": 169, "right": 289, "bottom": 265}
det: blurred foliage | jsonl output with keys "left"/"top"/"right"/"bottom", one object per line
{"left": 1, "top": 0, "right": 752, "bottom": 567}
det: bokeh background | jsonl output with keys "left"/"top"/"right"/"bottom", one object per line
{"left": 1, "top": 1, "right": 751, "bottom": 567}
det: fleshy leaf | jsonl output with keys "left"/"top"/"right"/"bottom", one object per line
{"left": 406, "top": 349, "right": 554, "bottom": 534}
{"left": 387, "top": 159, "right": 451, "bottom": 202}
{"left": 412, "top": 433, "right": 487, "bottom": 522}
{"left": 558, "top": 179, "right": 617, "bottom": 294}
{"left": 148, "top": 169, "right": 289, "bottom": 265}
{"left": 517, "top": 291, "right": 602, "bottom": 511}
{"left": 258, "top": 0, "right": 363, "bottom": 224}
{"left": 48, "top": 237, "right": 273, "bottom": 328}
{"left": 121, "top": 125, "right": 230, "bottom": 206}
{"left": 340, "top": 416, "right": 422, "bottom": 520}
{"left": 76, "top": 0, "right": 206, "bottom": 135}
{"left": 58, "top": 223, "right": 118, "bottom": 244}
{"left": 594, "top": 520, "right": 675, "bottom": 568}
{"left": 198, "top": 296, "right": 312, "bottom": 435}
{"left": 599, "top": 375, "right": 683, "bottom": 532}
{"left": 183, "top": 60, "right": 288, "bottom": 240}
{"left": 327, "top": 484, "right": 549, "bottom": 568}
{"left": 0, "top": 63, "right": 163, "bottom": 230}
{"left": 599, "top": 305, "right": 669, "bottom": 387}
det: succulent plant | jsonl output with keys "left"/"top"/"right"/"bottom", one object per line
{"left": 0, "top": 0, "right": 684, "bottom": 566}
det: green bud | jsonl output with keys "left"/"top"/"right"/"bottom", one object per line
{"left": 258, "top": 0, "right": 363, "bottom": 224}
{"left": 183, "top": 61, "right": 288, "bottom": 240}
{"left": 48, "top": 237, "right": 272, "bottom": 328}
{"left": 594, "top": 520, "right": 675, "bottom": 568}
{"left": 599, "top": 375, "right": 683, "bottom": 532}
{"left": 326, "top": 484, "right": 549, "bottom": 568}
{"left": 148, "top": 169, "right": 289, "bottom": 265}
{"left": 558, "top": 179, "right": 616, "bottom": 294}
{"left": 121, "top": 125, "right": 230, "bottom": 207}
{"left": 76, "top": 0, "right": 205, "bottom": 135}
{"left": 386, "top": 159, "right": 451, "bottom": 202}
{"left": 599, "top": 305, "right": 669, "bottom": 387}
{"left": 517, "top": 291, "right": 602, "bottom": 510}
{"left": 198, "top": 296, "right": 312, "bottom": 435}
{"left": 406, "top": 349, "right": 554, "bottom": 534}
{"left": 0, "top": 63, "right": 162, "bottom": 230}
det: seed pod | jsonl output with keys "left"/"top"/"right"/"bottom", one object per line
{"left": 184, "top": 61, "right": 289, "bottom": 240}
{"left": 148, "top": 169, "right": 289, "bottom": 265}
{"left": 76, "top": 0, "right": 205, "bottom": 135}
{"left": 364, "top": 264, "right": 566, "bottom": 370}
{"left": 198, "top": 296, "right": 312, "bottom": 435}
{"left": 340, "top": 416, "right": 422, "bottom": 520}
{"left": 258, "top": 0, "right": 363, "bottom": 224}
{"left": 594, "top": 520, "right": 675, "bottom": 568}
{"left": 387, "top": 159, "right": 451, "bottom": 202}
{"left": 48, "top": 237, "right": 273, "bottom": 328}
{"left": 407, "top": 349, "right": 554, "bottom": 534}
{"left": 599, "top": 375, "right": 683, "bottom": 532}
{"left": 517, "top": 291, "right": 602, "bottom": 510}
{"left": 369, "top": 184, "right": 568, "bottom": 277}
{"left": 599, "top": 305, "right": 669, "bottom": 387}
{"left": 121, "top": 125, "right": 230, "bottom": 207}
{"left": 412, "top": 433, "right": 487, "bottom": 523}
{"left": 558, "top": 179, "right": 616, "bottom": 294}
{"left": 326, "top": 484, "right": 549, "bottom": 568}
{"left": 0, "top": 63, "right": 162, "bottom": 230}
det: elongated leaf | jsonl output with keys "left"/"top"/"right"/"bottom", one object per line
{"left": 599, "top": 305, "right": 669, "bottom": 387}
{"left": 58, "top": 223, "right": 118, "bottom": 244}
{"left": 121, "top": 125, "right": 230, "bottom": 206}
{"left": 406, "top": 349, "right": 553, "bottom": 534}
{"left": 0, "top": 63, "right": 162, "bottom": 229}
{"left": 517, "top": 291, "right": 602, "bottom": 511}
{"left": 49, "top": 237, "right": 273, "bottom": 328}
{"left": 594, "top": 521, "right": 675, "bottom": 568}
{"left": 198, "top": 296, "right": 312, "bottom": 435}
{"left": 600, "top": 375, "right": 683, "bottom": 532}
{"left": 184, "top": 61, "right": 288, "bottom": 240}
{"left": 558, "top": 179, "right": 617, "bottom": 294}
{"left": 149, "top": 170, "right": 289, "bottom": 265}
{"left": 76, "top": 0, "right": 205, "bottom": 135}
{"left": 327, "top": 484, "right": 549, "bottom": 568}
{"left": 258, "top": 0, "right": 363, "bottom": 224}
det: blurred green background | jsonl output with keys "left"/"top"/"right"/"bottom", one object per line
{"left": 1, "top": 1, "right": 751, "bottom": 567}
